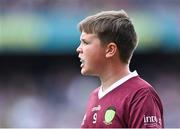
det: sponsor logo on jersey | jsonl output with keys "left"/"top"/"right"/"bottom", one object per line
{"left": 92, "top": 105, "right": 101, "bottom": 112}
{"left": 103, "top": 106, "right": 116, "bottom": 125}
{"left": 143, "top": 115, "right": 162, "bottom": 126}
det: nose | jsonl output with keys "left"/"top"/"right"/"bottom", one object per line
{"left": 76, "top": 44, "right": 82, "bottom": 54}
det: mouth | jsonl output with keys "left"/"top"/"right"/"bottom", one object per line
{"left": 80, "top": 59, "right": 85, "bottom": 68}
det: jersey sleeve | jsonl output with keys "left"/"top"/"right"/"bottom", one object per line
{"left": 128, "top": 87, "right": 164, "bottom": 128}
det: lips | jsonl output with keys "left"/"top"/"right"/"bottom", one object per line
{"left": 80, "top": 59, "right": 85, "bottom": 68}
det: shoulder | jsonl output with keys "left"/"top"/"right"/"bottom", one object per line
{"left": 127, "top": 77, "right": 162, "bottom": 105}
{"left": 122, "top": 76, "right": 161, "bottom": 102}
{"left": 131, "top": 86, "right": 159, "bottom": 101}
{"left": 123, "top": 76, "right": 154, "bottom": 92}
{"left": 91, "top": 87, "right": 100, "bottom": 94}
{"left": 88, "top": 87, "right": 100, "bottom": 98}
{"left": 132, "top": 76, "right": 159, "bottom": 96}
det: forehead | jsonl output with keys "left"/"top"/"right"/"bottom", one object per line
{"left": 80, "top": 32, "right": 97, "bottom": 40}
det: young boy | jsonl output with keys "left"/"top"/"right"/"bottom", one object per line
{"left": 76, "top": 10, "right": 164, "bottom": 128}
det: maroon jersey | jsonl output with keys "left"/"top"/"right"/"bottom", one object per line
{"left": 81, "top": 71, "right": 164, "bottom": 128}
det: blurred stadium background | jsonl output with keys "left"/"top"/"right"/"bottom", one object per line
{"left": 0, "top": 0, "right": 180, "bottom": 127}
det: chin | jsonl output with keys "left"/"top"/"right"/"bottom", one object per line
{"left": 81, "top": 68, "right": 91, "bottom": 75}
{"left": 81, "top": 70, "right": 89, "bottom": 75}
{"left": 81, "top": 69, "right": 97, "bottom": 76}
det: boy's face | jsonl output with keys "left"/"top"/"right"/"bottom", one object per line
{"left": 76, "top": 32, "right": 107, "bottom": 76}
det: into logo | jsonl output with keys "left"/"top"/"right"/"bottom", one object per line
{"left": 143, "top": 115, "right": 161, "bottom": 125}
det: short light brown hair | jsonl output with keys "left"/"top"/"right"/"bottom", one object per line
{"left": 78, "top": 10, "right": 138, "bottom": 64}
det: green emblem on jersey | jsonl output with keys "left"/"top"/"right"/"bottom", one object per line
{"left": 104, "top": 107, "right": 116, "bottom": 125}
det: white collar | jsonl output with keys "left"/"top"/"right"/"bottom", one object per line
{"left": 98, "top": 71, "right": 138, "bottom": 99}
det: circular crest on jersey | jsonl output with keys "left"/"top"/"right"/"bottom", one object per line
{"left": 104, "top": 106, "right": 116, "bottom": 125}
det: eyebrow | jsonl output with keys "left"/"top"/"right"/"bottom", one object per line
{"left": 80, "top": 35, "right": 97, "bottom": 42}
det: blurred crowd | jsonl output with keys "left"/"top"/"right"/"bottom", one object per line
{"left": 1, "top": 0, "right": 180, "bottom": 14}
{"left": 0, "top": 55, "right": 97, "bottom": 127}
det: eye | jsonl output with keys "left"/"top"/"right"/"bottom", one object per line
{"left": 83, "top": 41, "right": 89, "bottom": 44}
{"left": 81, "top": 40, "right": 90, "bottom": 45}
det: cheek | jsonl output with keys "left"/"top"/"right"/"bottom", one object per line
{"left": 84, "top": 45, "right": 105, "bottom": 63}
{"left": 89, "top": 50, "right": 105, "bottom": 65}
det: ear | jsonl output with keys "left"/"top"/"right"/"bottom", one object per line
{"left": 105, "top": 42, "right": 117, "bottom": 58}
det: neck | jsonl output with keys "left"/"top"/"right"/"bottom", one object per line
{"left": 100, "top": 63, "right": 130, "bottom": 92}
